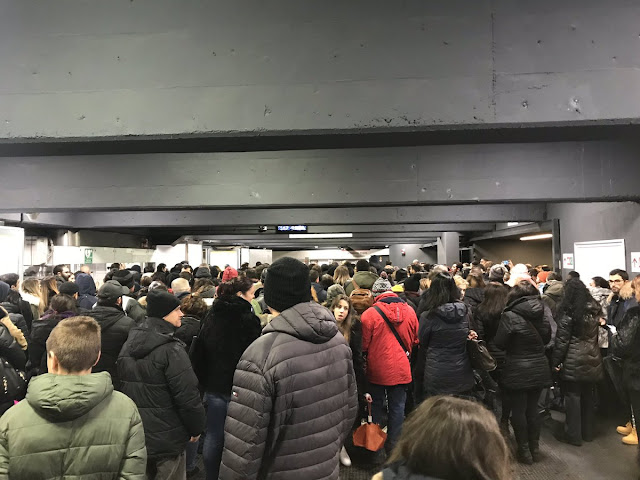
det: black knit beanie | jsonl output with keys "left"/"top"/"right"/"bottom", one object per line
{"left": 264, "top": 257, "right": 311, "bottom": 313}
{"left": 147, "top": 289, "right": 181, "bottom": 319}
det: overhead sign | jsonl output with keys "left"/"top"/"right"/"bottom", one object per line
{"left": 277, "top": 225, "right": 308, "bottom": 233}
{"left": 632, "top": 252, "right": 640, "bottom": 273}
{"left": 562, "top": 253, "right": 574, "bottom": 269}
{"left": 84, "top": 248, "right": 94, "bottom": 264}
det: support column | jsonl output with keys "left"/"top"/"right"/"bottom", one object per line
{"left": 437, "top": 232, "right": 460, "bottom": 266}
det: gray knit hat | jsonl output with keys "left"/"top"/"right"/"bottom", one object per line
{"left": 325, "top": 284, "right": 345, "bottom": 307}
{"left": 371, "top": 277, "right": 392, "bottom": 298}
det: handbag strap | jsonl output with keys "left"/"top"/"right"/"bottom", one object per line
{"left": 374, "top": 306, "right": 410, "bottom": 358}
{"left": 524, "top": 318, "right": 545, "bottom": 351}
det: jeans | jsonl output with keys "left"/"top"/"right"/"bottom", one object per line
{"left": 507, "top": 388, "right": 542, "bottom": 449}
{"left": 369, "top": 384, "right": 407, "bottom": 452}
{"left": 563, "top": 381, "right": 595, "bottom": 443}
{"left": 185, "top": 438, "right": 199, "bottom": 472}
{"left": 203, "top": 392, "right": 230, "bottom": 480}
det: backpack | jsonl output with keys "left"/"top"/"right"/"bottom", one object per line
{"left": 350, "top": 289, "right": 373, "bottom": 314}
{"left": 0, "top": 358, "right": 26, "bottom": 404}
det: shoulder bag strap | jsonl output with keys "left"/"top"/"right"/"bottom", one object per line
{"left": 374, "top": 306, "right": 410, "bottom": 358}
{"left": 524, "top": 317, "right": 545, "bottom": 351}
{"left": 351, "top": 277, "right": 360, "bottom": 290}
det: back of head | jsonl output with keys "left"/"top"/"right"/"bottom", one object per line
{"left": 112, "top": 269, "right": 134, "bottom": 289}
{"left": 0, "top": 273, "right": 19, "bottom": 288}
{"left": 507, "top": 281, "right": 540, "bottom": 304}
{"left": 264, "top": 257, "right": 311, "bottom": 313}
{"left": 388, "top": 395, "right": 511, "bottom": 480}
{"left": 171, "top": 277, "right": 191, "bottom": 294}
{"left": 591, "top": 276, "right": 609, "bottom": 289}
{"left": 309, "top": 270, "right": 320, "bottom": 283}
{"left": 46, "top": 316, "right": 101, "bottom": 373}
{"left": 558, "top": 278, "right": 598, "bottom": 324}
{"left": 180, "top": 294, "right": 208, "bottom": 319}
{"left": 58, "top": 282, "right": 79, "bottom": 297}
{"left": 567, "top": 270, "right": 581, "bottom": 280}
{"left": 217, "top": 276, "right": 254, "bottom": 298}
{"left": 547, "top": 271, "right": 562, "bottom": 282}
{"left": 146, "top": 288, "right": 181, "bottom": 319}
{"left": 49, "top": 294, "right": 77, "bottom": 314}
{"left": 424, "top": 274, "right": 459, "bottom": 314}
{"left": 355, "top": 259, "right": 370, "bottom": 273}
{"left": 467, "top": 272, "right": 486, "bottom": 289}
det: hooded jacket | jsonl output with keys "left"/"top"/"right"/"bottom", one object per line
{"left": 610, "top": 306, "right": 640, "bottom": 391}
{"left": 494, "top": 296, "right": 552, "bottom": 390}
{"left": 361, "top": 292, "right": 419, "bottom": 386}
{"left": 28, "top": 310, "right": 76, "bottom": 377}
{"left": 419, "top": 302, "right": 475, "bottom": 396}
{"left": 345, "top": 271, "right": 379, "bottom": 296}
{"left": 219, "top": 302, "right": 357, "bottom": 480}
{"left": 118, "top": 317, "right": 205, "bottom": 459}
{"left": 0, "top": 372, "right": 146, "bottom": 479}
{"left": 462, "top": 287, "right": 485, "bottom": 315}
{"left": 552, "top": 301, "right": 603, "bottom": 383}
{"left": 174, "top": 315, "right": 201, "bottom": 352}
{"left": 87, "top": 305, "right": 135, "bottom": 388}
{"left": 192, "top": 295, "right": 261, "bottom": 396}
{"left": 76, "top": 273, "right": 98, "bottom": 310}
{"left": 542, "top": 280, "right": 564, "bottom": 319}
{"left": 311, "top": 282, "right": 328, "bottom": 303}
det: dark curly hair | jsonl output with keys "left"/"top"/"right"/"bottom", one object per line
{"left": 557, "top": 278, "right": 600, "bottom": 335}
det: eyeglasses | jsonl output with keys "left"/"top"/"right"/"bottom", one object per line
{"left": 609, "top": 279, "right": 624, "bottom": 284}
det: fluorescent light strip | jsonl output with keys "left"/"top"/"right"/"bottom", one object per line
{"left": 289, "top": 233, "right": 353, "bottom": 239}
{"left": 520, "top": 233, "right": 553, "bottom": 241}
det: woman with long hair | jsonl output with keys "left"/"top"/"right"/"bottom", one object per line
{"left": 40, "top": 276, "right": 59, "bottom": 309}
{"left": 494, "top": 281, "right": 551, "bottom": 464}
{"left": 29, "top": 294, "right": 77, "bottom": 377}
{"left": 191, "top": 277, "right": 262, "bottom": 480}
{"left": 419, "top": 273, "right": 475, "bottom": 400}
{"left": 475, "top": 282, "right": 510, "bottom": 428}
{"left": 333, "top": 265, "right": 351, "bottom": 287}
{"left": 552, "top": 278, "right": 603, "bottom": 446}
{"left": 330, "top": 294, "right": 366, "bottom": 467}
{"left": 21, "top": 277, "right": 45, "bottom": 321}
{"left": 373, "top": 395, "right": 512, "bottom": 480}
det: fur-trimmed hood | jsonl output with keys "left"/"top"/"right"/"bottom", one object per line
{"left": 609, "top": 281, "right": 635, "bottom": 302}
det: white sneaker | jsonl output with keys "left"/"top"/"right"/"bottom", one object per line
{"left": 339, "top": 446, "right": 352, "bottom": 467}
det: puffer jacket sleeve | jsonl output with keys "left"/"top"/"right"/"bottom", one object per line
{"left": 552, "top": 314, "right": 574, "bottom": 368}
{"left": 350, "top": 318, "right": 367, "bottom": 402}
{"left": 0, "top": 324, "right": 26, "bottom": 371}
{"left": 0, "top": 417, "right": 8, "bottom": 478}
{"left": 164, "top": 345, "right": 206, "bottom": 437}
{"left": 611, "top": 309, "right": 640, "bottom": 359}
{"left": 220, "top": 359, "right": 273, "bottom": 480}
{"left": 418, "top": 312, "right": 432, "bottom": 347}
{"left": 118, "top": 406, "right": 147, "bottom": 480}
{"left": 493, "top": 314, "right": 511, "bottom": 350}
{"left": 361, "top": 309, "right": 374, "bottom": 353}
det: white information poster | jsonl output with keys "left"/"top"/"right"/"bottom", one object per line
{"left": 632, "top": 252, "right": 640, "bottom": 273}
{"left": 562, "top": 253, "right": 574, "bottom": 269}
{"left": 0, "top": 226, "right": 25, "bottom": 279}
{"left": 574, "top": 239, "right": 626, "bottom": 284}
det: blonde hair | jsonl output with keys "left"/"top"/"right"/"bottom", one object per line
{"left": 419, "top": 278, "right": 430, "bottom": 291}
{"left": 22, "top": 278, "right": 45, "bottom": 315}
{"left": 41, "top": 276, "right": 59, "bottom": 308}
{"left": 454, "top": 276, "right": 469, "bottom": 289}
{"left": 333, "top": 266, "right": 351, "bottom": 286}
{"left": 387, "top": 396, "right": 512, "bottom": 480}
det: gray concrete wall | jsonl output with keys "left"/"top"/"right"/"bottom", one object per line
{"left": 473, "top": 239, "right": 553, "bottom": 267}
{"left": 547, "top": 202, "right": 640, "bottom": 275}
{"left": 3, "top": 0, "right": 640, "bottom": 140}
{"left": 389, "top": 244, "right": 437, "bottom": 266}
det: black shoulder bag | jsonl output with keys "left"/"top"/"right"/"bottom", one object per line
{"left": 374, "top": 306, "right": 410, "bottom": 359}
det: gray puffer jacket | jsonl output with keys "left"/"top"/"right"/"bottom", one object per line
{"left": 219, "top": 302, "right": 358, "bottom": 480}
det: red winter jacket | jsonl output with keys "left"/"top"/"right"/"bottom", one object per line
{"left": 361, "top": 293, "right": 419, "bottom": 386}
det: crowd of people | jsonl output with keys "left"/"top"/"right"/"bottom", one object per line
{"left": 0, "top": 256, "right": 637, "bottom": 479}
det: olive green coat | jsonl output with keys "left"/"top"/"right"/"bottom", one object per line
{"left": 0, "top": 371, "right": 146, "bottom": 479}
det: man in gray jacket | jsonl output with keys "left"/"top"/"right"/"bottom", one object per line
{"left": 219, "top": 257, "right": 358, "bottom": 480}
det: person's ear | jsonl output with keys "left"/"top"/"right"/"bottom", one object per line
{"left": 93, "top": 351, "right": 101, "bottom": 368}
{"left": 47, "top": 351, "right": 60, "bottom": 374}
{"left": 117, "top": 297, "right": 122, "bottom": 306}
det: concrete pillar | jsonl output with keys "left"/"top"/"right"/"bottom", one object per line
{"left": 437, "top": 232, "right": 460, "bottom": 266}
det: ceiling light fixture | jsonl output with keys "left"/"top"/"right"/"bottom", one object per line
{"left": 520, "top": 233, "right": 553, "bottom": 241}
{"left": 289, "top": 233, "right": 353, "bottom": 239}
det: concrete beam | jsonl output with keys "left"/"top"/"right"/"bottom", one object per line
{"left": 71, "top": 204, "right": 545, "bottom": 229}
{"left": 0, "top": 212, "right": 76, "bottom": 228}
{"left": 1, "top": 141, "right": 638, "bottom": 212}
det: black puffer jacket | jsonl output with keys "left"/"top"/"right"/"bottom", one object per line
{"left": 118, "top": 317, "right": 205, "bottom": 460}
{"left": 219, "top": 302, "right": 357, "bottom": 480}
{"left": 474, "top": 309, "right": 505, "bottom": 367}
{"left": 419, "top": 302, "right": 474, "bottom": 397}
{"left": 28, "top": 311, "right": 76, "bottom": 377}
{"left": 0, "top": 303, "right": 29, "bottom": 337}
{"left": 193, "top": 296, "right": 261, "bottom": 395}
{"left": 174, "top": 315, "right": 201, "bottom": 352}
{"left": 0, "top": 321, "right": 27, "bottom": 415}
{"left": 463, "top": 287, "right": 485, "bottom": 316}
{"left": 87, "top": 305, "right": 135, "bottom": 388}
{"left": 552, "top": 301, "right": 603, "bottom": 383}
{"left": 494, "top": 296, "right": 552, "bottom": 390}
{"left": 610, "top": 306, "right": 640, "bottom": 391}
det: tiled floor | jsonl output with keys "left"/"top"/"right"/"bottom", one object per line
{"left": 190, "top": 412, "right": 639, "bottom": 479}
